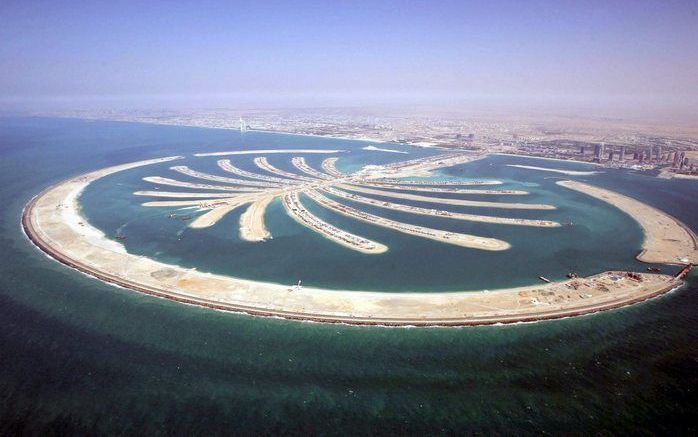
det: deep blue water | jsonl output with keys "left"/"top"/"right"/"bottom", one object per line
{"left": 0, "top": 116, "right": 696, "bottom": 434}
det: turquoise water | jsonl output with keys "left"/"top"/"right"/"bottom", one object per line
{"left": 80, "top": 133, "right": 648, "bottom": 292}
{"left": 0, "top": 117, "right": 696, "bottom": 433}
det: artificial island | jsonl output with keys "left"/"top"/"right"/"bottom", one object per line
{"left": 23, "top": 148, "right": 697, "bottom": 326}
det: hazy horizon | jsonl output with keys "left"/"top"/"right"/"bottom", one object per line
{"left": 2, "top": 0, "right": 697, "bottom": 122}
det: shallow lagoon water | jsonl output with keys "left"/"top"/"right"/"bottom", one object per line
{"left": 0, "top": 117, "right": 696, "bottom": 433}
{"left": 80, "top": 133, "right": 647, "bottom": 292}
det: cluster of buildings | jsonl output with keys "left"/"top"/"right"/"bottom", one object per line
{"left": 581, "top": 143, "right": 695, "bottom": 175}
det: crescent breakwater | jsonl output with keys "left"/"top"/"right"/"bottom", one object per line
{"left": 557, "top": 180, "right": 698, "bottom": 264}
{"left": 22, "top": 154, "right": 690, "bottom": 326}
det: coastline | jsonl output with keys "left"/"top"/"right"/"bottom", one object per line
{"left": 493, "top": 153, "right": 603, "bottom": 167}
{"left": 21, "top": 156, "right": 690, "bottom": 326}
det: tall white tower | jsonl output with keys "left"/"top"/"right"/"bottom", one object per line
{"left": 239, "top": 117, "right": 247, "bottom": 133}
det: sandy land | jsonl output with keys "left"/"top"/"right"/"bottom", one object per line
{"left": 558, "top": 180, "right": 698, "bottom": 264}
{"left": 304, "top": 190, "right": 511, "bottom": 251}
{"left": 142, "top": 200, "right": 227, "bottom": 207}
{"left": 337, "top": 184, "right": 555, "bottom": 210}
{"left": 282, "top": 192, "right": 387, "bottom": 254}
{"left": 322, "top": 187, "right": 559, "bottom": 227}
{"left": 194, "top": 149, "right": 345, "bottom": 157}
{"left": 254, "top": 157, "right": 316, "bottom": 182}
{"left": 321, "top": 158, "right": 344, "bottom": 177}
{"left": 171, "top": 166, "right": 281, "bottom": 187}
{"left": 217, "top": 159, "right": 299, "bottom": 185}
{"left": 22, "top": 157, "right": 688, "bottom": 326}
{"left": 673, "top": 174, "right": 698, "bottom": 180}
{"left": 143, "top": 176, "right": 262, "bottom": 192}
{"left": 507, "top": 164, "right": 600, "bottom": 176}
{"left": 188, "top": 196, "right": 257, "bottom": 228}
{"left": 135, "top": 191, "right": 238, "bottom": 199}
{"left": 291, "top": 157, "right": 332, "bottom": 180}
{"left": 360, "top": 183, "right": 528, "bottom": 195}
{"left": 363, "top": 145, "right": 409, "bottom": 154}
{"left": 239, "top": 195, "right": 275, "bottom": 241}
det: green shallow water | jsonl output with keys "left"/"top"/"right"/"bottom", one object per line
{"left": 0, "top": 117, "right": 696, "bottom": 434}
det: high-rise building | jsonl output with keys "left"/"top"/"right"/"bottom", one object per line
{"left": 673, "top": 152, "right": 681, "bottom": 167}
{"left": 239, "top": 117, "right": 247, "bottom": 133}
{"left": 619, "top": 146, "right": 626, "bottom": 161}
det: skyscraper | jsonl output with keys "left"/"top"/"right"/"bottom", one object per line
{"left": 594, "top": 143, "right": 605, "bottom": 162}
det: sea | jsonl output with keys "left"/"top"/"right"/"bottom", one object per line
{"left": 0, "top": 116, "right": 696, "bottom": 434}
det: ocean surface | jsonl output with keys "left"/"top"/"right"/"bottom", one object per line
{"left": 0, "top": 116, "right": 696, "bottom": 434}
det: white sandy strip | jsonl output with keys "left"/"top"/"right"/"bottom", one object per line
{"left": 239, "top": 195, "right": 275, "bottom": 241}
{"left": 189, "top": 196, "right": 257, "bottom": 228}
{"left": 363, "top": 145, "right": 408, "bottom": 154}
{"left": 254, "top": 157, "right": 316, "bottom": 182}
{"left": 321, "top": 158, "right": 345, "bottom": 177}
{"left": 368, "top": 179, "right": 503, "bottom": 186}
{"left": 135, "top": 191, "right": 239, "bottom": 199}
{"left": 507, "top": 164, "right": 600, "bottom": 176}
{"left": 305, "top": 190, "right": 510, "bottom": 251}
{"left": 143, "top": 176, "right": 262, "bottom": 192}
{"left": 282, "top": 192, "right": 387, "bottom": 254}
{"left": 322, "top": 187, "right": 559, "bottom": 227}
{"left": 170, "top": 166, "right": 281, "bottom": 188}
{"left": 337, "top": 184, "right": 555, "bottom": 210}
{"left": 557, "top": 180, "right": 698, "bottom": 264}
{"left": 217, "top": 159, "right": 299, "bottom": 185}
{"left": 674, "top": 174, "right": 698, "bottom": 180}
{"left": 292, "top": 157, "right": 333, "bottom": 180}
{"left": 142, "top": 200, "right": 232, "bottom": 207}
{"left": 194, "top": 149, "right": 345, "bottom": 157}
{"left": 359, "top": 183, "right": 527, "bottom": 195}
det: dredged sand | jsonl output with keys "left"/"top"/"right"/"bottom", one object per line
{"left": 22, "top": 157, "right": 689, "bottom": 326}
{"left": 557, "top": 180, "right": 698, "bottom": 264}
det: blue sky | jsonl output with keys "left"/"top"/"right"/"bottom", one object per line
{"left": 1, "top": 0, "right": 697, "bottom": 114}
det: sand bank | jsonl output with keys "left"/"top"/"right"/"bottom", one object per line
{"left": 194, "top": 149, "right": 345, "bottom": 157}
{"left": 557, "top": 180, "right": 698, "bottom": 264}
{"left": 363, "top": 145, "right": 408, "bottom": 154}
{"left": 239, "top": 195, "right": 275, "bottom": 241}
{"left": 171, "top": 166, "right": 281, "bottom": 187}
{"left": 359, "top": 183, "right": 528, "bottom": 195}
{"left": 322, "top": 187, "right": 559, "bottom": 227}
{"left": 304, "top": 190, "right": 510, "bottom": 251}
{"left": 338, "top": 184, "right": 555, "bottom": 210}
{"left": 321, "top": 158, "right": 344, "bottom": 177}
{"left": 507, "top": 164, "right": 600, "bottom": 176}
{"left": 282, "top": 191, "right": 387, "bottom": 254}
{"left": 291, "top": 157, "right": 332, "bottom": 180}
{"left": 254, "top": 157, "right": 316, "bottom": 182}
{"left": 143, "top": 176, "right": 261, "bottom": 192}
